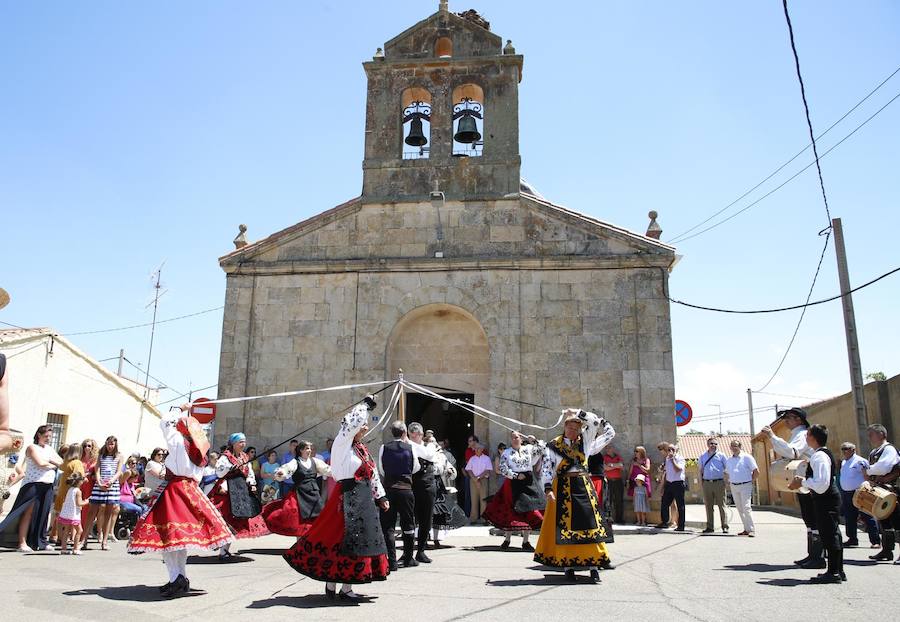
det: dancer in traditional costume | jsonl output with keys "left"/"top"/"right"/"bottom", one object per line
{"left": 482, "top": 431, "right": 545, "bottom": 551}
{"left": 209, "top": 432, "right": 269, "bottom": 560}
{"left": 534, "top": 409, "right": 615, "bottom": 583}
{"left": 283, "top": 396, "right": 390, "bottom": 602}
{"left": 127, "top": 406, "right": 233, "bottom": 598}
{"left": 431, "top": 438, "right": 465, "bottom": 548}
{"left": 762, "top": 408, "right": 822, "bottom": 569}
{"left": 379, "top": 421, "right": 417, "bottom": 569}
{"left": 263, "top": 439, "right": 331, "bottom": 538}
{"left": 864, "top": 424, "right": 900, "bottom": 562}
{"left": 408, "top": 422, "right": 440, "bottom": 564}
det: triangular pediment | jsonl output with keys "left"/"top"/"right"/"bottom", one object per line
{"left": 383, "top": 8, "right": 502, "bottom": 60}
{"left": 220, "top": 193, "right": 674, "bottom": 271}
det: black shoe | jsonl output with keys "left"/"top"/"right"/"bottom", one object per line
{"left": 798, "top": 558, "right": 827, "bottom": 570}
{"left": 840, "top": 572, "right": 847, "bottom": 582}
{"left": 722, "top": 526, "right": 729, "bottom": 533}
{"left": 843, "top": 540, "right": 859, "bottom": 548}
{"left": 794, "top": 555, "right": 812, "bottom": 566}
{"left": 500, "top": 539, "right": 511, "bottom": 550}
{"left": 654, "top": 523, "right": 669, "bottom": 529}
{"left": 701, "top": 528, "right": 714, "bottom": 534}
{"left": 589, "top": 569, "right": 600, "bottom": 582}
{"left": 400, "top": 556, "right": 419, "bottom": 568}
{"left": 564, "top": 569, "right": 577, "bottom": 582}
{"left": 415, "top": 551, "right": 432, "bottom": 563}
{"left": 809, "top": 572, "right": 842, "bottom": 584}
{"left": 674, "top": 527, "right": 686, "bottom": 532}
{"left": 388, "top": 559, "right": 398, "bottom": 571}
{"left": 158, "top": 581, "right": 173, "bottom": 593}
{"left": 338, "top": 591, "right": 367, "bottom": 603}
{"left": 599, "top": 558, "right": 614, "bottom": 570}
{"left": 869, "top": 551, "right": 894, "bottom": 561}
{"left": 521, "top": 542, "right": 534, "bottom": 552}
{"left": 162, "top": 575, "right": 189, "bottom": 598}
{"left": 325, "top": 586, "right": 336, "bottom": 600}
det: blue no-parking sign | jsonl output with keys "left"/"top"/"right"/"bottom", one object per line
{"left": 675, "top": 400, "right": 693, "bottom": 427}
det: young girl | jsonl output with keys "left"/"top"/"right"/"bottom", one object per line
{"left": 632, "top": 473, "right": 650, "bottom": 526}
{"left": 59, "top": 472, "right": 90, "bottom": 554}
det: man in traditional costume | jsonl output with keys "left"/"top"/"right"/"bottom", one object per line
{"left": 534, "top": 408, "right": 615, "bottom": 583}
{"left": 789, "top": 424, "right": 845, "bottom": 583}
{"left": 762, "top": 408, "right": 823, "bottom": 569}
{"left": 127, "top": 405, "right": 233, "bottom": 598}
{"left": 283, "top": 396, "right": 391, "bottom": 602}
{"left": 408, "top": 421, "right": 440, "bottom": 564}
{"left": 482, "top": 430, "right": 545, "bottom": 551}
{"left": 378, "top": 421, "right": 418, "bottom": 569}
{"left": 263, "top": 439, "right": 332, "bottom": 538}
{"left": 209, "top": 432, "right": 270, "bottom": 560}
{"left": 864, "top": 424, "right": 900, "bottom": 562}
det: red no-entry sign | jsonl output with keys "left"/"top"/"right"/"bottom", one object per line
{"left": 190, "top": 397, "right": 217, "bottom": 424}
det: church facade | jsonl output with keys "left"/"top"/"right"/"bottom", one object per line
{"left": 215, "top": 5, "right": 677, "bottom": 463}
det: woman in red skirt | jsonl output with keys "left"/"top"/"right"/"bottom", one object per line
{"left": 209, "top": 432, "right": 270, "bottom": 560}
{"left": 127, "top": 406, "right": 233, "bottom": 598}
{"left": 283, "top": 396, "right": 390, "bottom": 603}
{"left": 262, "top": 439, "right": 331, "bottom": 538}
{"left": 482, "top": 431, "right": 546, "bottom": 550}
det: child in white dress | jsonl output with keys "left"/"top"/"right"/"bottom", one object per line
{"left": 58, "top": 472, "right": 90, "bottom": 554}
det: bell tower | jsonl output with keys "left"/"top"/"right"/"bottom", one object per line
{"left": 361, "top": 3, "right": 523, "bottom": 203}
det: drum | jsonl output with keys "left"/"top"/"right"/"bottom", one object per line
{"left": 853, "top": 481, "right": 898, "bottom": 521}
{"left": 768, "top": 458, "right": 809, "bottom": 494}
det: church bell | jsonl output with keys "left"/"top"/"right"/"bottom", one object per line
{"left": 454, "top": 113, "right": 481, "bottom": 144}
{"left": 405, "top": 116, "right": 428, "bottom": 147}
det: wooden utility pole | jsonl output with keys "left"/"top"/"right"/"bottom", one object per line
{"left": 832, "top": 218, "right": 868, "bottom": 448}
{"left": 746, "top": 388, "right": 755, "bottom": 435}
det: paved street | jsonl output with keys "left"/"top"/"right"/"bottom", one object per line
{"left": 2, "top": 510, "right": 895, "bottom": 621}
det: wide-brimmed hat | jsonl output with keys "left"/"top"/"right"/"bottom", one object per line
{"left": 635, "top": 473, "right": 646, "bottom": 484}
{"left": 563, "top": 409, "right": 584, "bottom": 425}
{"left": 0, "top": 288, "right": 9, "bottom": 311}
{"left": 777, "top": 407, "right": 809, "bottom": 428}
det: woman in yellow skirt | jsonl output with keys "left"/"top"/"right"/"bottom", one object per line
{"left": 534, "top": 408, "right": 615, "bottom": 583}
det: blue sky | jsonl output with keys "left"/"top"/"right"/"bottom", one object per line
{"left": 2, "top": 1, "right": 898, "bottom": 434}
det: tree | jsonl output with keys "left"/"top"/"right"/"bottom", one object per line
{"left": 866, "top": 371, "right": 887, "bottom": 382}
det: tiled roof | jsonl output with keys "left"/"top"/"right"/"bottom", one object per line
{"left": 676, "top": 433, "right": 752, "bottom": 460}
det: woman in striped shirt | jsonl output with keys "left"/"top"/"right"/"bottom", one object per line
{"left": 81, "top": 436, "right": 123, "bottom": 550}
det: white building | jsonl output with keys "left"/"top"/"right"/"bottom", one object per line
{"left": 0, "top": 328, "right": 163, "bottom": 461}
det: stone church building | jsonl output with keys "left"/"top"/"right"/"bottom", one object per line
{"left": 215, "top": 4, "right": 677, "bottom": 464}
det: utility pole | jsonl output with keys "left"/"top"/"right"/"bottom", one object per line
{"left": 832, "top": 218, "right": 868, "bottom": 449}
{"left": 117, "top": 349, "right": 125, "bottom": 377}
{"left": 709, "top": 403, "right": 722, "bottom": 435}
{"left": 747, "top": 389, "right": 755, "bottom": 435}
{"left": 137, "top": 265, "right": 164, "bottom": 444}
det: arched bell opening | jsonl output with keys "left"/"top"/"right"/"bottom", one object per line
{"left": 452, "top": 84, "right": 484, "bottom": 158}
{"left": 435, "top": 37, "right": 453, "bottom": 58}
{"left": 401, "top": 87, "right": 432, "bottom": 160}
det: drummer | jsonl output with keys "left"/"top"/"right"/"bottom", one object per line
{"left": 863, "top": 424, "right": 900, "bottom": 563}
{"left": 762, "top": 408, "right": 823, "bottom": 570}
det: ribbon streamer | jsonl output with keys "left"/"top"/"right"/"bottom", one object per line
{"left": 189, "top": 379, "right": 395, "bottom": 407}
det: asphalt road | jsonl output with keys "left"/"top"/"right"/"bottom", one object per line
{"left": 1, "top": 515, "right": 896, "bottom": 621}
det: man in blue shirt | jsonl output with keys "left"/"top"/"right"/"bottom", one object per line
{"left": 700, "top": 438, "right": 729, "bottom": 533}
{"left": 838, "top": 442, "right": 880, "bottom": 548}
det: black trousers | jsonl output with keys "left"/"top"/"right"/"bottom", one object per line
{"left": 660, "top": 481, "right": 686, "bottom": 529}
{"left": 812, "top": 492, "right": 843, "bottom": 575}
{"left": 798, "top": 492, "right": 816, "bottom": 529}
{"left": 840, "top": 489, "right": 880, "bottom": 544}
{"left": 380, "top": 488, "right": 415, "bottom": 561}
{"left": 608, "top": 478, "right": 625, "bottom": 523}
{"left": 413, "top": 483, "right": 436, "bottom": 547}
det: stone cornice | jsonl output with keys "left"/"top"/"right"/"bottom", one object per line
{"left": 222, "top": 254, "right": 675, "bottom": 276}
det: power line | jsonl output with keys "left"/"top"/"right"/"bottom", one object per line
{"left": 61, "top": 305, "right": 224, "bottom": 336}
{"left": 120, "top": 356, "right": 186, "bottom": 396}
{"left": 668, "top": 63, "right": 900, "bottom": 244}
{"left": 753, "top": 390, "right": 827, "bottom": 402}
{"left": 670, "top": 264, "right": 899, "bottom": 314}
{"left": 157, "top": 383, "right": 218, "bottom": 407}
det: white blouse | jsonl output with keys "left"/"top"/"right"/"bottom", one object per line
{"left": 23, "top": 443, "right": 62, "bottom": 485}
{"left": 499, "top": 442, "right": 545, "bottom": 479}
{"left": 277, "top": 456, "right": 332, "bottom": 480}
{"left": 161, "top": 412, "right": 204, "bottom": 481}
{"left": 331, "top": 404, "right": 386, "bottom": 500}
{"left": 770, "top": 426, "right": 813, "bottom": 461}
{"left": 802, "top": 449, "right": 834, "bottom": 495}
{"left": 541, "top": 413, "right": 615, "bottom": 488}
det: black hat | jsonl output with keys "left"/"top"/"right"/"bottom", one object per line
{"left": 362, "top": 394, "right": 377, "bottom": 411}
{"left": 777, "top": 407, "right": 809, "bottom": 428}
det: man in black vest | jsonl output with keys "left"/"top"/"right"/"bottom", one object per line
{"left": 789, "top": 424, "right": 845, "bottom": 583}
{"left": 379, "top": 421, "right": 418, "bottom": 569}
{"left": 409, "top": 422, "right": 440, "bottom": 564}
{"left": 863, "top": 423, "right": 900, "bottom": 562}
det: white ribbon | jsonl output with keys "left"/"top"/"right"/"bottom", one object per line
{"left": 189, "top": 380, "right": 395, "bottom": 406}
{"left": 400, "top": 380, "right": 566, "bottom": 432}
{"left": 364, "top": 382, "right": 403, "bottom": 440}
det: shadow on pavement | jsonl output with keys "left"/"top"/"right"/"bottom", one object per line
{"left": 487, "top": 576, "right": 593, "bottom": 586}
{"left": 63, "top": 586, "right": 207, "bottom": 602}
{"left": 843, "top": 559, "right": 878, "bottom": 566}
{"left": 187, "top": 554, "right": 252, "bottom": 564}
{"left": 248, "top": 595, "right": 378, "bottom": 609}
{"left": 721, "top": 563, "right": 797, "bottom": 572}
{"left": 756, "top": 578, "right": 810, "bottom": 587}
{"left": 237, "top": 548, "right": 287, "bottom": 556}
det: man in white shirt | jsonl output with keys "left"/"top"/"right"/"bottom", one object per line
{"left": 465, "top": 444, "right": 493, "bottom": 523}
{"left": 789, "top": 424, "right": 844, "bottom": 583}
{"left": 863, "top": 424, "right": 900, "bottom": 562}
{"left": 655, "top": 443, "right": 686, "bottom": 531}
{"left": 763, "top": 407, "right": 824, "bottom": 569}
{"left": 724, "top": 440, "right": 758, "bottom": 537}
{"left": 838, "top": 442, "right": 880, "bottom": 548}
{"left": 408, "top": 422, "right": 440, "bottom": 564}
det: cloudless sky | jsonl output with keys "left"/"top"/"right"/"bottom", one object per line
{"left": 2, "top": 1, "right": 898, "bottom": 434}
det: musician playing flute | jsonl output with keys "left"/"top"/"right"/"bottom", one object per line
{"left": 863, "top": 424, "right": 900, "bottom": 563}
{"left": 534, "top": 409, "right": 615, "bottom": 584}
{"left": 762, "top": 407, "right": 824, "bottom": 569}
{"left": 788, "top": 424, "right": 845, "bottom": 583}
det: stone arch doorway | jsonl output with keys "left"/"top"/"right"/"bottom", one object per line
{"left": 386, "top": 303, "right": 490, "bottom": 475}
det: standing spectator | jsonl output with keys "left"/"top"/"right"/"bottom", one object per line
{"left": 82, "top": 436, "right": 123, "bottom": 550}
{"left": 52, "top": 444, "right": 86, "bottom": 544}
{"left": 838, "top": 442, "right": 880, "bottom": 548}
{"left": 58, "top": 472, "right": 90, "bottom": 555}
{"left": 628, "top": 446, "right": 652, "bottom": 524}
{"left": 201, "top": 451, "right": 219, "bottom": 496}
{"left": 724, "top": 440, "right": 759, "bottom": 537}
{"left": 0, "top": 425, "right": 63, "bottom": 551}
{"left": 78, "top": 439, "right": 98, "bottom": 528}
{"left": 260, "top": 450, "right": 280, "bottom": 501}
{"left": 656, "top": 443, "right": 686, "bottom": 531}
{"left": 320, "top": 438, "right": 334, "bottom": 463}
{"left": 655, "top": 442, "right": 679, "bottom": 527}
{"left": 632, "top": 474, "right": 650, "bottom": 525}
{"left": 145, "top": 447, "right": 167, "bottom": 502}
{"left": 492, "top": 442, "right": 507, "bottom": 495}
{"left": 246, "top": 446, "right": 261, "bottom": 486}
{"left": 465, "top": 444, "right": 492, "bottom": 523}
{"left": 699, "top": 437, "right": 729, "bottom": 534}
{"left": 462, "top": 435, "right": 479, "bottom": 515}
{"left": 602, "top": 446, "right": 625, "bottom": 524}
